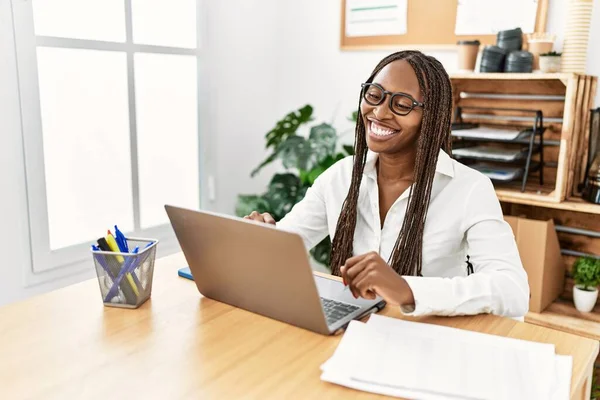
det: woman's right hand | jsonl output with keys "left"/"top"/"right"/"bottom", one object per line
{"left": 243, "top": 211, "right": 276, "bottom": 225}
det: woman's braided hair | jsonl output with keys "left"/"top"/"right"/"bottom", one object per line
{"left": 330, "top": 51, "right": 453, "bottom": 277}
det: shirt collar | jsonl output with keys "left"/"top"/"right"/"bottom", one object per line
{"left": 363, "top": 149, "right": 455, "bottom": 180}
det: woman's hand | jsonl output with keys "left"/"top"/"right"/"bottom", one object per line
{"left": 340, "top": 251, "right": 415, "bottom": 307}
{"left": 243, "top": 211, "right": 276, "bottom": 225}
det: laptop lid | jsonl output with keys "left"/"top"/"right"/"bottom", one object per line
{"left": 165, "top": 205, "right": 333, "bottom": 335}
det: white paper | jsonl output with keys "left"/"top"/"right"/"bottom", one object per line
{"left": 551, "top": 355, "right": 573, "bottom": 400}
{"left": 453, "top": 146, "right": 527, "bottom": 161}
{"left": 455, "top": 0, "right": 538, "bottom": 35}
{"left": 451, "top": 126, "right": 529, "bottom": 141}
{"left": 346, "top": 0, "right": 407, "bottom": 37}
{"left": 470, "top": 163, "right": 524, "bottom": 181}
{"left": 322, "top": 315, "right": 560, "bottom": 400}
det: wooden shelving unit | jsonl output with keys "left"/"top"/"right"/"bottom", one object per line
{"left": 450, "top": 72, "right": 577, "bottom": 83}
{"left": 499, "top": 194, "right": 600, "bottom": 214}
{"left": 526, "top": 299, "right": 600, "bottom": 341}
{"left": 450, "top": 72, "right": 597, "bottom": 203}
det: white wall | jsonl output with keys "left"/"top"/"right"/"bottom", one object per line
{"left": 204, "top": 0, "right": 286, "bottom": 215}
{"left": 0, "top": 0, "right": 31, "bottom": 304}
{"left": 587, "top": 0, "right": 600, "bottom": 105}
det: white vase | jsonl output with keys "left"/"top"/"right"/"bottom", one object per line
{"left": 573, "top": 285, "right": 598, "bottom": 312}
{"left": 539, "top": 56, "right": 562, "bottom": 73}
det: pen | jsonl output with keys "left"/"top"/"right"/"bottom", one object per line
{"left": 114, "top": 225, "right": 129, "bottom": 253}
{"left": 105, "top": 231, "right": 141, "bottom": 297}
{"left": 98, "top": 237, "right": 137, "bottom": 304}
{"left": 358, "top": 302, "right": 386, "bottom": 322}
{"left": 106, "top": 230, "right": 138, "bottom": 296}
{"left": 105, "top": 232, "right": 125, "bottom": 263}
{"left": 104, "top": 246, "right": 140, "bottom": 302}
{"left": 104, "top": 241, "right": 154, "bottom": 302}
{"left": 97, "top": 238, "right": 112, "bottom": 252}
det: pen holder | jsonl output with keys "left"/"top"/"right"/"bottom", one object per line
{"left": 92, "top": 237, "right": 158, "bottom": 309}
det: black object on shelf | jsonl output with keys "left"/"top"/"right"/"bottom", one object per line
{"left": 451, "top": 106, "right": 545, "bottom": 192}
{"left": 504, "top": 51, "right": 533, "bottom": 73}
{"left": 497, "top": 27, "right": 523, "bottom": 51}
{"left": 480, "top": 46, "right": 507, "bottom": 72}
{"left": 580, "top": 107, "right": 600, "bottom": 204}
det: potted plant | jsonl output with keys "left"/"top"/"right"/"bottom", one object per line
{"left": 236, "top": 105, "right": 354, "bottom": 269}
{"left": 572, "top": 256, "right": 600, "bottom": 312}
{"left": 539, "top": 51, "right": 562, "bottom": 73}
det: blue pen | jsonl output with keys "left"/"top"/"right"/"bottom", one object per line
{"left": 114, "top": 225, "right": 129, "bottom": 253}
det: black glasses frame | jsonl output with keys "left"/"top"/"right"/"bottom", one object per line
{"left": 361, "top": 82, "right": 425, "bottom": 116}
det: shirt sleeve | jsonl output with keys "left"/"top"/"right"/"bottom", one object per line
{"left": 276, "top": 169, "right": 330, "bottom": 251}
{"left": 400, "top": 177, "right": 530, "bottom": 318}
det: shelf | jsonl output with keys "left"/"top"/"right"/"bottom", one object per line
{"left": 526, "top": 299, "right": 600, "bottom": 341}
{"left": 450, "top": 72, "right": 578, "bottom": 82}
{"left": 498, "top": 194, "right": 600, "bottom": 215}
{"left": 451, "top": 127, "right": 535, "bottom": 142}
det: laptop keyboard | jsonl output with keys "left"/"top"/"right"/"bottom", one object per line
{"left": 321, "top": 297, "right": 360, "bottom": 326}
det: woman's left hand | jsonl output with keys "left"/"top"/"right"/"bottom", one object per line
{"left": 340, "top": 251, "right": 415, "bottom": 307}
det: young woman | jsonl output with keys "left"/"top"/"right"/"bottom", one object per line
{"left": 245, "top": 50, "right": 529, "bottom": 318}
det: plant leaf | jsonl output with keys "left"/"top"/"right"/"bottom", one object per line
{"left": 572, "top": 257, "right": 600, "bottom": 289}
{"left": 235, "top": 195, "right": 272, "bottom": 218}
{"left": 343, "top": 144, "right": 355, "bottom": 156}
{"left": 264, "top": 104, "right": 313, "bottom": 150}
{"left": 306, "top": 166, "right": 325, "bottom": 185}
{"left": 264, "top": 173, "right": 306, "bottom": 219}
{"left": 310, "top": 236, "right": 332, "bottom": 267}
{"left": 308, "top": 123, "right": 337, "bottom": 164}
{"left": 278, "top": 135, "right": 313, "bottom": 171}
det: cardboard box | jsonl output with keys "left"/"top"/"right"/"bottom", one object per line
{"left": 504, "top": 216, "right": 565, "bottom": 313}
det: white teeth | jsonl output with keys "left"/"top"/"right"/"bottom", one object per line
{"left": 370, "top": 121, "right": 397, "bottom": 136}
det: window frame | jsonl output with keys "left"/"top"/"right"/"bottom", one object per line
{"left": 11, "top": 0, "right": 204, "bottom": 277}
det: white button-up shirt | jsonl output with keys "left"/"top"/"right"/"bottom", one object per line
{"left": 277, "top": 149, "right": 530, "bottom": 318}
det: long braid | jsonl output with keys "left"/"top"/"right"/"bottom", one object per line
{"left": 330, "top": 51, "right": 453, "bottom": 277}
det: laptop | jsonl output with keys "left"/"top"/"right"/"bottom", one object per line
{"left": 165, "top": 205, "right": 386, "bottom": 335}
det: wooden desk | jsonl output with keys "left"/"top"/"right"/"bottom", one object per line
{"left": 1, "top": 253, "right": 598, "bottom": 400}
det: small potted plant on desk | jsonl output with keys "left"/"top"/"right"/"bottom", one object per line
{"left": 572, "top": 256, "right": 600, "bottom": 312}
{"left": 539, "top": 51, "right": 562, "bottom": 73}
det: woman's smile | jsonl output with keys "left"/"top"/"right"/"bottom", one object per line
{"left": 367, "top": 119, "right": 401, "bottom": 141}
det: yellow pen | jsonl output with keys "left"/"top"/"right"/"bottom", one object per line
{"left": 105, "top": 232, "right": 140, "bottom": 297}
{"left": 105, "top": 232, "right": 124, "bottom": 263}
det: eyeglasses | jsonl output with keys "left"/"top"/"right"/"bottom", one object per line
{"left": 360, "top": 83, "right": 425, "bottom": 116}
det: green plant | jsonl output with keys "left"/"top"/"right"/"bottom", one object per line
{"left": 540, "top": 51, "right": 562, "bottom": 57}
{"left": 236, "top": 105, "right": 355, "bottom": 267}
{"left": 572, "top": 257, "right": 600, "bottom": 291}
{"left": 592, "top": 372, "right": 600, "bottom": 400}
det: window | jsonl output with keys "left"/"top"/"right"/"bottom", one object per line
{"left": 12, "top": 0, "right": 200, "bottom": 273}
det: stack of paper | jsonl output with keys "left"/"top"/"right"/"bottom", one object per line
{"left": 321, "top": 314, "right": 572, "bottom": 400}
{"left": 469, "top": 163, "right": 524, "bottom": 182}
{"left": 453, "top": 146, "right": 528, "bottom": 162}
{"left": 451, "top": 126, "right": 532, "bottom": 141}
